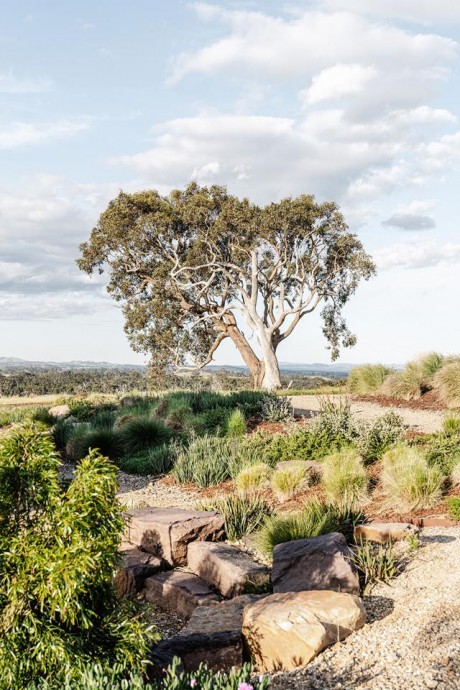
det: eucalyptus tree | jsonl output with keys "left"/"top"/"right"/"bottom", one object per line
{"left": 78, "top": 183, "right": 375, "bottom": 389}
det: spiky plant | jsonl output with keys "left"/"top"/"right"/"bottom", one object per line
{"left": 347, "top": 364, "right": 394, "bottom": 394}
{"left": 434, "top": 361, "right": 460, "bottom": 408}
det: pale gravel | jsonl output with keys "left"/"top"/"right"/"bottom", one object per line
{"left": 290, "top": 394, "right": 444, "bottom": 434}
{"left": 271, "top": 527, "right": 460, "bottom": 690}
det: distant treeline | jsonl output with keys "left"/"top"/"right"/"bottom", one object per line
{"left": 0, "top": 367, "right": 344, "bottom": 397}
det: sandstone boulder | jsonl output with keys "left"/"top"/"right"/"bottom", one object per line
{"left": 126, "top": 508, "right": 225, "bottom": 566}
{"left": 242, "top": 590, "right": 366, "bottom": 672}
{"left": 272, "top": 532, "right": 360, "bottom": 595}
{"left": 149, "top": 594, "right": 264, "bottom": 676}
{"left": 114, "top": 547, "right": 163, "bottom": 597}
{"left": 48, "top": 404, "right": 70, "bottom": 418}
{"left": 354, "top": 522, "right": 419, "bottom": 544}
{"left": 187, "top": 542, "right": 270, "bottom": 597}
{"left": 144, "top": 570, "right": 220, "bottom": 618}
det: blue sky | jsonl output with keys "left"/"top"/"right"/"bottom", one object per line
{"left": 1, "top": 0, "right": 460, "bottom": 366}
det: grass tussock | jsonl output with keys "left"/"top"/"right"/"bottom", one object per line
{"left": 434, "top": 361, "right": 460, "bottom": 408}
{"left": 381, "top": 445, "right": 445, "bottom": 512}
{"left": 347, "top": 364, "right": 394, "bottom": 394}
{"left": 321, "top": 448, "right": 368, "bottom": 507}
{"left": 235, "top": 463, "right": 272, "bottom": 492}
{"left": 271, "top": 463, "right": 309, "bottom": 500}
{"left": 119, "top": 416, "right": 172, "bottom": 454}
{"left": 198, "top": 492, "right": 271, "bottom": 541}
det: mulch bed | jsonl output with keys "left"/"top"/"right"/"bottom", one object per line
{"left": 352, "top": 389, "right": 446, "bottom": 411}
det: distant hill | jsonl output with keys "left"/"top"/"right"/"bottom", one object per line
{"left": 0, "top": 357, "right": 146, "bottom": 372}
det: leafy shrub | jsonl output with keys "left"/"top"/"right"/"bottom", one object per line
{"left": 199, "top": 492, "right": 272, "bottom": 541}
{"left": 225, "top": 408, "right": 247, "bottom": 437}
{"left": 30, "top": 657, "right": 270, "bottom": 690}
{"left": 352, "top": 411, "right": 404, "bottom": 462}
{"left": 260, "top": 393, "right": 293, "bottom": 422}
{"left": 165, "top": 405, "right": 194, "bottom": 432}
{"left": 257, "top": 498, "right": 362, "bottom": 556}
{"left": 235, "top": 462, "right": 272, "bottom": 491}
{"left": 347, "top": 364, "right": 394, "bottom": 394}
{"left": 434, "top": 361, "right": 460, "bottom": 408}
{"left": 30, "top": 406, "right": 56, "bottom": 426}
{"left": 381, "top": 445, "right": 445, "bottom": 512}
{"left": 446, "top": 497, "right": 460, "bottom": 521}
{"left": 194, "top": 407, "right": 230, "bottom": 434}
{"left": 246, "top": 426, "right": 338, "bottom": 466}
{"left": 271, "top": 462, "right": 309, "bottom": 500}
{"left": 117, "top": 445, "right": 173, "bottom": 476}
{"left": 425, "top": 432, "right": 460, "bottom": 474}
{"left": 119, "top": 416, "right": 172, "bottom": 454}
{"left": 0, "top": 427, "right": 152, "bottom": 687}
{"left": 351, "top": 540, "right": 399, "bottom": 592}
{"left": 321, "top": 448, "right": 368, "bottom": 507}
{"left": 314, "top": 397, "right": 354, "bottom": 447}
{"left": 66, "top": 426, "right": 125, "bottom": 462}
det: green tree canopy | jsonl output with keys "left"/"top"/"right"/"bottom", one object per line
{"left": 78, "top": 184, "right": 375, "bottom": 388}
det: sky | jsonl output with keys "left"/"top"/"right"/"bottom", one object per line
{"left": 1, "top": 0, "right": 460, "bottom": 366}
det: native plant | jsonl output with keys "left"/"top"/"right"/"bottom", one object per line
{"left": 235, "top": 462, "right": 272, "bottom": 491}
{"left": 260, "top": 394, "right": 293, "bottom": 422}
{"left": 198, "top": 493, "right": 271, "bottom": 541}
{"left": 321, "top": 448, "right": 368, "bottom": 507}
{"left": 0, "top": 426, "right": 152, "bottom": 687}
{"left": 347, "top": 364, "right": 394, "bottom": 394}
{"left": 435, "top": 361, "right": 460, "bottom": 408}
{"left": 351, "top": 540, "right": 399, "bottom": 592}
{"left": 380, "top": 445, "right": 445, "bottom": 512}
{"left": 271, "top": 462, "right": 309, "bottom": 500}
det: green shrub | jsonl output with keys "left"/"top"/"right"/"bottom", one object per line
{"left": 321, "top": 448, "right": 368, "bottom": 507}
{"left": 194, "top": 407, "right": 230, "bottom": 434}
{"left": 173, "top": 436, "right": 233, "bottom": 487}
{"left": 165, "top": 405, "right": 194, "bottom": 432}
{"left": 199, "top": 492, "right": 272, "bottom": 541}
{"left": 225, "top": 408, "right": 247, "bottom": 437}
{"left": 257, "top": 498, "right": 362, "bottom": 556}
{"left": 0, "top": 426, "right": 152, "bottom": 687}
{"left": 351, "top": 540, "right": 399, "bottom": 592}
{"left": 271, "top": 463, "right": 309, "bottom": 500}
{"left": 91, "top": 410, "right": 116, "bottom": 429}
{"left": 352, "top": 411, "right": 404, "bottom": 462}
{"left": 118, "top": 445, "right": 173, "bottom": 475}
{"left": 66, "top": 426, "right": 125, "bottom": 462}
{"left": 246, "top": 426, "right": 338, "bottom": 466}
{"left": 435, "top": 361, "right": 460, "bottom": 408}
{"left": 442, "top": 412, "right": 460, "bottom": 436}
{"left": 381, "top": 445, "right": 445, "bottom": 512}
{"left": 260, "top": 394, "right": 293, "bottom": 422}
{"left": 235, "top": 462, "right": 272, "bottom": 491}
{"left": 51, "top": 418, "right": 76, "bottom": 452}
{"left": 446, "top": 497, "right": 460, "bottom": 521}
{"left": 425, "top": 432, "right": 460, "bottom": 474}
{"left": 30, "top": 657, "right": 270, "bottom": 690}
{"left": 119, "top": 416, "right": 172, "bottom": 454}
{"left": 30, "top": 406, "right": 56, "bottom": 426}
{"left": 347, "top": 364, "right": 394, "bottom": 394}
{"left": 314, "top": 397, "right": 354, "bottom": 447}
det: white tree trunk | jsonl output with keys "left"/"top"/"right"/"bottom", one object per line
{"left": 257, "top": 328, "right": 282, "bottom": 389}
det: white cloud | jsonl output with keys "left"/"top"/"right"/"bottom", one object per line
{"left": 0, "top": 120, "right": 90, "bottom": 150}
{"left": 171, "top": 6, "right": 457, "bottom": 83}
{"left": 322, "top": 0, "right": 460, "bottom": 25}
{"left": 303, "top": 63, "right": 377, "bottom": 105}
{"left": 374, "top": 239, "right": 460, "bottom": 270}
{"left": 0, "top": 72, "right": 54, "bottom": 94}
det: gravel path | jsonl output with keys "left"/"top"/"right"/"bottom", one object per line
{"left": 291, "top": 395, "right": 444, "bottom": 434}
{"left": 271, "top": 527, "right": 460, "bottom": 690}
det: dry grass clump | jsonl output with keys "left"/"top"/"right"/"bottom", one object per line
{"left": 434, "top": 361, "right": 460, "bottom": 408}
{"left": 380, "top": 445, "right": 445, "bottom": 512}
{"left": 347, "top": 364, "right": 394, "bottom": 394}
{"left": 321, "top": 447, "right": 368, "bottom": 506}
{"left": 271, "top": 462, "right": 309, "bottom": 500}
{"left": 451, "top": 460, "right": 460, "bottom": 487}
{"left": 380, "top": 352, "right": 443, "bottom": 401}
{"left": 235, "top": 462, "right": 272, "bottom": 492}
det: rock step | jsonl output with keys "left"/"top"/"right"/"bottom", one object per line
{"left": 272, "top": 532, "right": 360, "bottom": 595}
{"left": 126, "top": 507, "right": 225, "bottom": 566}
{"left": 114, "top": 547, "right": 164, "bottom": 597}
{"left": 149, "top": 595, "right": 263, "bottom": 677}
{"left": 242, "top": 590, "right": 366, "bottom": 672}
{"left": 354, "top": 522, "right": 419, "bottom": 544}
{"left": 187, "top": 542, "right": 270, "bottom": 597}
{"left": 144, "top": 570, "right": 220, "bottom": 618}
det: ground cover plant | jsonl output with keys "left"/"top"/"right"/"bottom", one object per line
{"left": 0, "top": 425, "right": 152, "bottom": 688}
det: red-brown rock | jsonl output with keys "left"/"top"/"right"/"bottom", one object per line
{"left": 114, "top": 547, "right": 163, "bottom": 597}
{"left": 143, "top": 570, "right": 220, "bottom": 618}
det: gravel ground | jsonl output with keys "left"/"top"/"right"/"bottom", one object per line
{"left": 271, "top": 527, "right": 460, "bottom": 690}
{"left": 117, "top": 473, "right": 199, "bottom": 510}
{"left": 291, "top": 395, "right": 445, "bottom": 434}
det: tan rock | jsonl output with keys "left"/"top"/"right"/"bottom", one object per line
{"left": 114, "top": 547, "right": 163, "bottom": 597}
{"left": 272, "top": 532, "right": 360, "bottom": 595}
{"left": 187, "top": 542, "right": 270, "bottom": 597}
{"left": 126, "top": 507, "right": 225, "bottom": 566}
{"left": 242, "top": 590, "right": 366, "bottom": 672}
{"left": 144, "top": 570, "right": 220, "bottom": 618}
{"left": 48, "top": 404, "right": 70, "bottom": 418}
{"left": 354, "top": 522, "right": 419, "bottom": 544}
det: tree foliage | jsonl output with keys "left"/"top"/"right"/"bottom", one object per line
{"left": 78, "top": 184, "right": 375, "bottom": 388}
{"left": 0, "top": 426, "right": 151, "bottom": 688}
